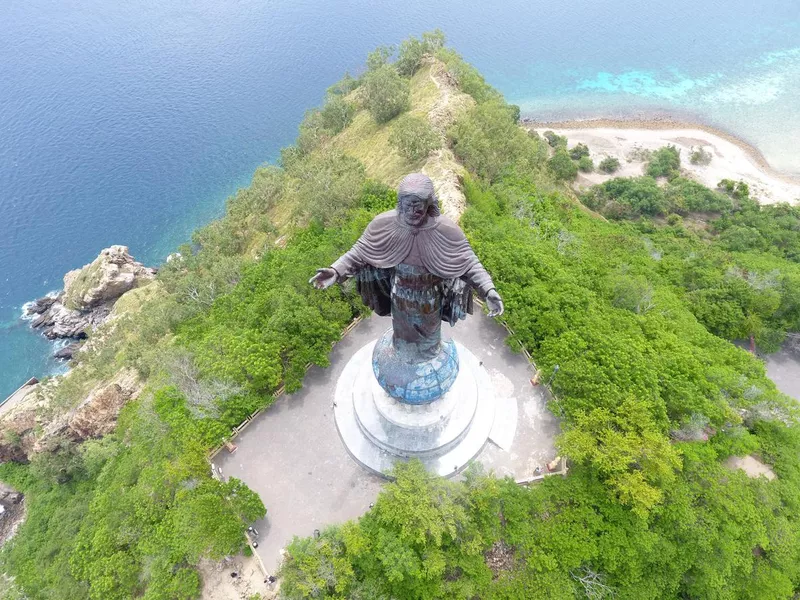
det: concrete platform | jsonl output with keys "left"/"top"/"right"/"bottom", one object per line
{"left": 214, "top": 312, "right": 560, "bottom": 573}
{"left": 335, "top": 338, "right": 503, "bottom": 477}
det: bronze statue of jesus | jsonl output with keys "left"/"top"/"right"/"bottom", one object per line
{"left": 311, "top": 173, "right": 503, "bottom": 404}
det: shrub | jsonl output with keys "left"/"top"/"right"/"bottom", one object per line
{"left": 646, "top": 145, "right": 681, "bottom": 178}
{"left": 395, "top": 30, "right": 446, "bottom": 76}
{"left": 389, "top": 114, "right": 441, "bottom": 161}
{"left": 582, "top": 176, "right": 668, "bottom": 218}
{"left": 295, "top": 110, "right": 329, "bottom": 155}
{"left": 449, "top": 101, "right": 546, "bottom": 181}
{"left": 285, "top": 149, "right": 366, "bottom": 225}
{"left": 318, "top": 95, "right": 356, "bottom": 135}
{"left": 543, "top": 130, "right": 568, "bottom": 149}
{"left": 718, "top": 178, "right": 750, "bottom": 200}
{"left": 666, "top": 213, "right": 683, "bottom": 226}
{"left": 434, "top": 47, "right": 501, "bottom": 104}
{"left": 689, "top": 146, "right": 712, "bottom": 165}
{"left": 599, "top": 156, "right": 621, "bottom": 173}
{"left": 577, "top": 155, "right": 594, "bottom": 173}
{"left": 569, "top": 143, "right": 590, "bottom": 160}
{"left": 665, "top": 177, "right": 733, "bottom": 213}
{"left": 326, "top": 72, "right": 359, "bottom": 97}
{"left": 361, "top": 65, "right": 410, "bottom": 124}
{"left": 548, "top": 148, "right": 579, "bottom": 181}
{"left": 366, "top": 45, "right": 394, "bottom": 72}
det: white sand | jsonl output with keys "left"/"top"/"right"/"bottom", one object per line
{"left": 532, "top": 125, "right": 800, "bottom": 205}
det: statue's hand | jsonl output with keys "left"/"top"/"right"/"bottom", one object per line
{"left": 309, "top": 268, "right": 338, "bottom": 290}
{"left": 486, "top": 289, "right": 504, "bottom": 317}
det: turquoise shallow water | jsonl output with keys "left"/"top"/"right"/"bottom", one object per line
{"left": 1, "top": 0, "right": 799, "bottom": 399}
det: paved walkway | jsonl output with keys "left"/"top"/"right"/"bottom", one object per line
{"left": 215, "top": 312, "right": 559, "bottom": 573}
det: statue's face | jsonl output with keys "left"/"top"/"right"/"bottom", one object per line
{"left": 399, "top": 194, "right": 429, "bottom": 227}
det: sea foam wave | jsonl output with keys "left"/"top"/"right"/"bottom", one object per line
{"left": 19, "top": 290, "right": 60, "bottom": 321}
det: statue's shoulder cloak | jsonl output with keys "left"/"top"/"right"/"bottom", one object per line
{"left": 348, "top": 210, "right": 479, "bottom": 279}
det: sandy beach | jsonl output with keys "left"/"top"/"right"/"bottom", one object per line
{"left": 526, "top": 118, "right": 800, "bottom": 205}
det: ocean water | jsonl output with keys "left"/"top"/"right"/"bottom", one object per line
{"left": 1, "top": 0, "right": 799, "bottom": 400}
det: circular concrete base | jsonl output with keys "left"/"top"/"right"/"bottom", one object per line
{"left": 333, "top": 339, "right": 496, "bottom": 478}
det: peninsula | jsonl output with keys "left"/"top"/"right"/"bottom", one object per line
{"left": 2, "top": 33, "right": 800, "bottom": 600}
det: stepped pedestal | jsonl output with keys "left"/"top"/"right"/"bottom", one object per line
{"left": 333, "top": 338, "right": 496, "bottom": 477}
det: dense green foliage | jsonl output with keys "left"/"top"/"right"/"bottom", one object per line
{"left": 598, "top": 156, "right": 621, "bottom": 173}
{"left": 395, "top": 30, "right": 446, "bottom": 76}
{"left": 280, "top": 50, "right": 800, "bottom": 600}
{"left": 579, "top": 172, "right": 800, "bottom": 352}
{"left": 389, "top": 114, "right": 441, "bottom": 161}
{"left": 543, "top": 130, "right": 568, "bottom": 149}
{"left": 449, "top": 102, "right": 546, "bottom": 182}
{"left": 569, "top": 143, "right": 590, "bottom": 160}
{"left": 582, "top": 175, "right": 734, "bottom": 219}
{"left": 0, "top": 388, "right": 266, "bottom": 600}
{"left": 548, "top": 148, "right": 579, "bottom": 181}
{"left": 711, "top": 197, "right": 800, "bottom": 261}
{"left": 362, "top": 65, "right": 410, "bottom": 124}
{"left": 577, "top": 155, "right": 593, "bottom": 173}
{"left": 646, "top": 145, "right": 681, "bottom": 178}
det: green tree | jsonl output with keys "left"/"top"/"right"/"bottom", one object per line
{"left": 543, "top": 130, "right": 568, "bottom": 149}
{"left": 319, "top": 95, "right": 356, "bottom": 135}
{"left": 548, "top": 148, "right": 578, "bottom": 181}
{"left": 326, "top": 72, "right": 359, "bottom": 97}
{"left": 646, "top": 145, "right": 681, "bottom": 178}
{"left": 569, "top": 143, "right": 590, "bottom": 160}
{"left": 285, "top": 149, "right": 367, "bottom": 224}
{"left": 395, "top": 30, "right": 446, "bottom": 76}
{"left": 366, "top": 45, "right": 394, "bottom": 72}
{"left": 577, "top": 155, "right": 594, "bottom": 173}
{"left": 598, "top": 156, "right": 620, "bottom": 173}
{"left": 361, "top": 65, "right": 410, "bottom": 124}
{"left": 449, "top": 102, "right": 545, "bottom": 182}
{"left": 388, "top": 114, "right": 440, "bottom": 161}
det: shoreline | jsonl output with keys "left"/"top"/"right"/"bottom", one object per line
{"left": 522, "top": 115, "right": 800, "bottom": 188}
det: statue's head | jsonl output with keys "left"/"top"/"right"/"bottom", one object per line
{"left": 397, "top": 173, "right": 440, "bottom": 227}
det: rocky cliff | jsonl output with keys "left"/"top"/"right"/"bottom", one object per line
{"left": 0, "top": 368, "right": 143, "bottom": 463}
{"left": 25, "top": 245, "right": 156, "bottom": 358}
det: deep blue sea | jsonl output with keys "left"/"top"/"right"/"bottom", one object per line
{"left": 1, "top": 0, "right": 799, "bottom": 399}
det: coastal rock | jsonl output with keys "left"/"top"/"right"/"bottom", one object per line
{"left": 26, "top": 369, "right": 142, "bottom": 456}
{"left": 0, "top": 481, "right": 26, "bottom": 550}
{"left": 62, "top": 245, "right": 156, "bottom": 311}
{"left": 24, "top": 246, "right": 156, "bottom": 342}
{"left": 67, "top": 382, "right": 129, "bottom": 440}
{"left": 53, "top": 342, "right": 83, "bottom": 361}
{"left": 0, "top": 400, "right": 38, "bottom": 464}
{"left": 27, "top": 295, "right": 57, "bottom": 315}
{"left": 41, "top": 303, "right": 91, "bottom": 339}
{"left": 67, "top": 369, "right": 142, "bottom": 441}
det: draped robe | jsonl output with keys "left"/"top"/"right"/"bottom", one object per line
{"left": 331, "top": 210, "right": 495, "bottom": 326}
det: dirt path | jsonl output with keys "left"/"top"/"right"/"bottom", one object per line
{"left": 420, "top": 57, "right": 475, "bottom": 221}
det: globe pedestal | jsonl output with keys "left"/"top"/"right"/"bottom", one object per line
{"left": 333, "top": 337, "right": 496, "bottom": 478}
{"left": 372, "top": 328, "right": 459, "bottom": 404}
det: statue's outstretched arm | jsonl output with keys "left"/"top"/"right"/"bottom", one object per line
{"left": 309, "top": 245, "right": 366, "bottom": 290}
{"left": 462, "top": 262, "right": 504, "bottom": 317}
